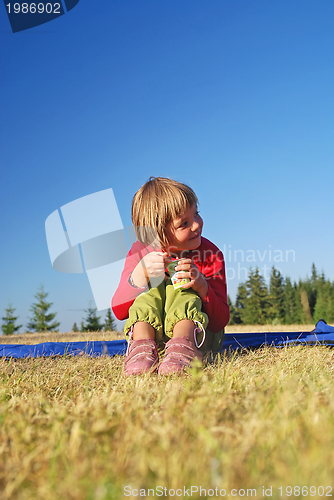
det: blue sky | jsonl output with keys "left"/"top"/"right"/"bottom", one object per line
{"left": 1, "top": 0, "right": 334, "bottom": 333}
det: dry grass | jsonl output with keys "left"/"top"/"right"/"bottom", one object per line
{"left": 1, "top": 323, "right": 328, "bottom": 345}
{"left": 0, "top": 326, "right": 333, "bottom": 499}
{"left": 224, "top": 324, "right": 320, "bottom": 334}
{"left": 0, "top": 330, "right": 125, "bottom": 345}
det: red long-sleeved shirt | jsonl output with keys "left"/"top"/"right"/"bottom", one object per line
{"left": 111, "top": 236, "right": 230, "bottom": 333}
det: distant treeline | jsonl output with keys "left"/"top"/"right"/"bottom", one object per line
{"left": 2, "top": 265, "right": 333, "bottom": 334}
{"left": 1, "top": 285, "right": 116, "bottom": 335}
{"left": 228, "top": 264, "right": 334, "bottom": 325}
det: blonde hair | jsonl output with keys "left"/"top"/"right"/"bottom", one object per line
{"left": 132, "top": 177, "right": 198, "bottom": 250}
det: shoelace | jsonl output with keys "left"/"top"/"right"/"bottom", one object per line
{"left": 193, "top": 320, "right": 206, "bottom": 348}
{"left": 125, "top": 326, "right": 134, "bottom": 356}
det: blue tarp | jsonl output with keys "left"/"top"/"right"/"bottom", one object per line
{"left": 0, "top": 339, "right": 127, "bottom": 359}
{"left": 0, "top": 321, "right": 333, "bottom": 359}
{"left": 221, "top": 320, "right": 334, "bottom": 351}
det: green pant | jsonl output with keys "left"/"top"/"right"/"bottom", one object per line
{"left": 125, "top": 278, "right": 208, "bottom": 343}
{"left": 124, "top": 279, "right": 224, "bottom": 354}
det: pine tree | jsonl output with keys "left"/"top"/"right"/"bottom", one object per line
{"left": 1, "top": 304, "right": 22, "bottom": 335}
{"left": 293, "top": 281, "right": 307, "bottom": 324}
{"left": 82, "top": 307, "right": 103, "bottom": 332}
{"left": 242, "top": 268, "right": 269, "bottom": 324}
{"left": 301, "top": 264, "right": 318, "bottom": 318}
{"left": 228, "top": 266, "right": 333, "bottom": 327}
{"left": 72, "top": 322, "right": 79, "bottom": 332}
{"left": 298, "top": 281, "right": 312, "bottom": 324}
{"left": 268, "top": 267, "right": 285, "bottom": 324}
{"left": 27, "top": 286, "right": 60, "bottom": 332}
{"left": 233, "top": 283, "right": 248, "bottom": 324}
{"left": 331, "top": 284, "right": 334, "bottom": 323}
{"left": 311, "top": 263, "right": 318, "bottom": 285}
{"left": 283, "top": 277, "right": 297, "bottom": 324}
{"left": 104, "top": 308, "right": 116, "bottom": 331}
{"left": 313, "top": 274, "right": 333, "bottom": 323}
{"left": 227, "top": 295, "right": 236, "bottom": 325}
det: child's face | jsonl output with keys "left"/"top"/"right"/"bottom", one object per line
{"left": 165, "top": 204, "right": 203, "bottom": 255}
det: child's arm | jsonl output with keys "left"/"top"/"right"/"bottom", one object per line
{"left": 201, "top": 273, "right": 230, "bottom": 333}
{"left": 111, "top": 244, "right": 146, "bottom": 320}
{"left": 111, "top": 243, "right": 169, "bottom": 320}
{"left": 200, "top": 247, "right": 230, "bottom": 332}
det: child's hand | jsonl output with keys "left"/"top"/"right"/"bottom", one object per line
{"left": 142, "top": 252, "right": 169, "bottom": 278}
{"left": 174, "top": 259, "right": 208, "bottom": 300}
{"left": 131, "top": 252, "right": 169, "bottom": 287}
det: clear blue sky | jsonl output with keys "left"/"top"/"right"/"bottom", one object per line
{"left": 1, "top": 0, "right": 334, "bottom": 333}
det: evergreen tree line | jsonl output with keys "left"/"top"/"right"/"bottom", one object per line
{"left": 3, "top": 265, "right": 333, "bottom": 333}
{"left": 1, "top": 285, "right": 116, "bottom": 335}
{"left": 228, "top": 264, "right": 334, "bottom": 325}
{"left": 72, "top": 307, "right": 116, "bottom": 333}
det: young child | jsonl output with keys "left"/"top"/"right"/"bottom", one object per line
{"left": 112, "top": 177, "right": 230, "bottom": 375}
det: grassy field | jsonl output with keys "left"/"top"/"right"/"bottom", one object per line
{"left": 0, "top": 326, "right": 333, "bottom": 500}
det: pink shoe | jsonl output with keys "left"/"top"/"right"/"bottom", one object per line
{"left": 123, "top": 338, "right": 159, "bottom": 376}
{"left": 158, "top": 336, "right": 203, "bottom": 375}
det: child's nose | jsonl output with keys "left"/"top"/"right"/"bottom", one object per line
{"left": 192, "top": 220, "right": 200, "bottom": 231}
